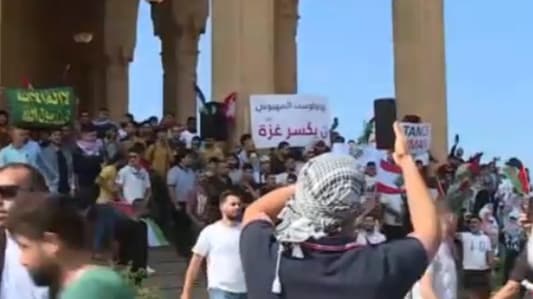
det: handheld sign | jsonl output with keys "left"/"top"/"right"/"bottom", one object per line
{"left": 399, "top": 122, "right": 432, "bottom": 155}
{"left": 5, "top": 87, "right": 75, "bottom": 128}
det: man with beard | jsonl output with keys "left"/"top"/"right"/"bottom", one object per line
{"left": 240, "top": 122, "right": 440, "bottom": 299}
{"left": 6, "top": 193, "right": 134, "bottom": 299}
{"left": 0, "top": 163, "right": 50, "bottom": 298}
{"left": 180, "top": 191, "right": 246, "bottom": 299}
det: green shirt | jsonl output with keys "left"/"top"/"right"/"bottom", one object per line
{"left": 60, "top": 267, "right": 135, "bottom": 299}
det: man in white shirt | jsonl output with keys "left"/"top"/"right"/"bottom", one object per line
{"left": 0, "top": 164, "right": 50, "bottom": 299}
{"left": 179, "top": 117, "right": 199, "bottom": 149}
{"left": 355, "top": 215, "right": 386, "bottom": 245}
{"left": 457, "top": 215, "right": 494, "bottom": 299}
{"left": 116, "top": 148, "right": 151, "bottom": 204}
{"left": 180, "top": 191, "right": 246, "bottom": 299}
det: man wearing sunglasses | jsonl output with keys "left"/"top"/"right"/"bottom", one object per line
{"left": 0, "top": 163, "right": 50, "bottom": 299}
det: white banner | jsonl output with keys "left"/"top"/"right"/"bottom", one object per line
{"left": 250, "top": 95, "right": 331, "bottom": 148}
{"left": 399, "top": 122, "right": 432, "bottom": 155}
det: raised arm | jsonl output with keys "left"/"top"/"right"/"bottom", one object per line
{"left": 393, "top": 122, "right": 441, "bottom": 259}
{"left": 242, "top": 185, "right": 295, "bottom": 227}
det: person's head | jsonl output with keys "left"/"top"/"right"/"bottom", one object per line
{"left": 226, "top": 154, "right": 240, "bottom": 169}
{"left": 175, "top": 149, "right": 194, "bottom": 168}
{"left": 456, "top": 147, "right": 464, "bottom": 158}
{"left": 284, "top": 156, "right": 296, "bottom": 172}
{"left": 96, "top": 108, "right": 109, "bottom": 120}
{"left": 240, "top": 134, "right": 254, "bottom": 152}
{"left": 155, "top": 128, "right": 167, "bottom": 142}
{"left": 242, "top": 163, "right": 254, "bottom": 182}
{"left": 314, "top": 140, "right": 328, "bottom": 154}
{"left": 286, "top": 173, "right": 297, "bottom": 185}
{"left": 79, "top": 124, "right": 97, "bottom": 142}
{"left": 277, "top": 141, "right": 290, "bottom": 157}
{"left": 6, "top": 193, "right": 86, "bottom": 287}
{"left": 216, "top": 160, "right": 229, "bottom": 177}
{"left": 10, "top": 126, "right": 29, "bottom": 147}
{"left": 186, "top": 117, "right": 196, "bottom": 132}
{"left": 61, "top": 126, "right": 73, "bottom": 140}
{"left": 265, "top": 174, "right": 277, "bottom": 187}
{"left": 0, "top": 110, "right": 9, "bottom": 126}
{"left": 259, "top": 155, "right": 271, "bottom": 173}
{"left": 124, "top": 121, "right": 137, "bottom": 136}
{"left": 49, "top": 129, "right": 62, "bottom": 146}
{"left": 365, "top": 162, "right": 377, "bottom": 177}
{"left": 219, "top": 191, "right": 242, "bottom": 222}
{"left": 468, "top": 215, "right": 482, "bottom": 233}
{"left": 127, "top": 146, "right": 143, "bottom": 168}
{"left": 121, "top": 113, "right": 134, "bottom": 124}
{"left": 191, "top": 136, "right": 202, "bottom": 150}
{"left": 0, "top": 164, "right": 49, "bottom": 226}
{"left": 206, "top": 157, "right": 219, "bottom": 174}
{"left": 79, "top": 111, "right": 90, "bottom": 125}
{"left": 361, "top": 215, "right": 377, "bottom": 232}
{"left": 276, "top": 153, "right": 366, "bottom": 242}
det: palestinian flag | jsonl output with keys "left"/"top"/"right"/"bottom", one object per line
{"left": 503, "top": 157, "right": 529, "bottom": 195}
{"left": 141, "top": 218, "right": 169, "bottom": 248}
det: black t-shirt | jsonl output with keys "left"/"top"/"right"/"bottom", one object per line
{"left": 510, "top": 250, "right": 533, "bottom": 283}
{"left": 240, "top": 220, "right": 428, "bottom": 299}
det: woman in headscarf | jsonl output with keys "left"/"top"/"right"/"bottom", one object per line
{"left": 239, "top": 122, "right": 441, "bottom": 299}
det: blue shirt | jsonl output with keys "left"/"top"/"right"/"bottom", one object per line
{"left": 0, "top": 141, "right": 55, "bottom": 189}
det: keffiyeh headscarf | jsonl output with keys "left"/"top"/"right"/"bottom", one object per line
{"left": 271, "top": 153, "right": 366, "bottom": 293}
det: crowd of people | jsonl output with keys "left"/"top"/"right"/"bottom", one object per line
{"left": 0, "top": 106, "right": 531, "bottom": 299}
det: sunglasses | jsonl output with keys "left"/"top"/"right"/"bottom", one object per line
{"left": 0, "top": 185, "right": 21, "bottom": 199}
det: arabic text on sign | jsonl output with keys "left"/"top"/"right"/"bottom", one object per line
{"left": 21, "top": 106, "right": 71, "bottom": 125}
{"left": 16, "top": 90, "right": 71, "bottom": 106}
{"left": 257, "top": 122, "right": 329, "bottom": 141}
{"left": 254, "top": 101, "right": 327, "bottom": 113}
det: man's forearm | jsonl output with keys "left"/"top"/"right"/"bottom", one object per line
{"left": 491, "top": 281, "right": 520, "bottom": 299}
{"left": 181, "top": 256, "right": 202, "bottom": 297}
{"left": 399, "top": 156, "right": 440, "bottom": 255}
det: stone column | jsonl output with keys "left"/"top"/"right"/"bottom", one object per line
{"left": 274, "top": 0, "right": 299, "bottom": 94}
{"left": 212, "top": 0, "right": 279, "bottom": 141}
{"left": 103, "top": 0, "right": 139, "bottom": 120}
{"left": 392, "top": 0, "right": 448, "bottom": 161}
{"left": 159, "top": 0, "right": 207, "bottom": 124}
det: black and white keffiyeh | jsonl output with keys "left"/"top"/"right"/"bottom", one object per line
{"left": 270, "top": 153, "right": 366, "bottom": 293}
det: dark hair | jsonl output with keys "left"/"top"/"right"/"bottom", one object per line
{"left": 219, "top": 190, "right": 241, "bottom": 205}
{"left": 366, "top": 161, "right": 376, "bottom": 167}
{"left": 242, "top": 163, "right": 254, "bottom": 171}
{"left": 0, "top": 110, "right": 9, "bottom": 118}
{"left": 80, "top": 124, "right": 96, "bottom": 133}
{"left": 240, "top": 134, "right": 252, "bottom": 145}
{"left": 287, "top": 173, "right": 298, "bottom": 182}
{"left": 130, "top": 142, "right": 145, "bottom": 154}
{"left": 6, "top": 193, "right": 86, "bottom": 250}
{"left": 277, "top": 141, "right": 289, "bottom": 149}
{"left": 175, "top": 149, "right": 193, "bottom": 164}
{"left": 470, "top": 215, "right": 482, "bottom": 222}
{"left": 208, "top": 157, "right": 220, "bottom": 164}
{"left": 0, "top": 163, "right": 48, "bottom": 192}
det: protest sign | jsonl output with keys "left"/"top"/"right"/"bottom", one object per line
{"left": 250, "top": 95, "right": 331, "bottom": 148}
{"left": 399, "top": 122, "right": 432, "bottom": 155}
{"left": 5, "top": 87, "right": 75, "bottom": 127}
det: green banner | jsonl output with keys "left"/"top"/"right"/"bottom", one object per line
{"left": 5, "top": 87, "right": 75, "bottom": 127}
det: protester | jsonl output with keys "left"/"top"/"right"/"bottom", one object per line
{"left": 239, "top": 122, "right": 440, "bottom": 299}
{"left": 0, "top": 163, "right": 50, "bottom": 299}
{"left": 6, "top": 193, "right": 134, "bottom": 299}
{"left": 181, "top": 191, "right": 246, "bottom": 299}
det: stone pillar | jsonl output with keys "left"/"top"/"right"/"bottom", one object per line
{"left": 103, "top": 0, "right": 139, "bottom": 120}
{"left": 213, "top": 0, "right": 298, "bottom": 141}
{"left": 274, "top": 0, "right": 299, "bottom": 93}
{"left": 392, "top": 0, "right": 448, "bottom": 161}
{"left": 159, "top": 0, "right": 207, "bottom": 124}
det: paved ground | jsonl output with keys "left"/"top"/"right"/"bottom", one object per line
{"left": 145, "top": 247, "right": 207, "bottom": 299}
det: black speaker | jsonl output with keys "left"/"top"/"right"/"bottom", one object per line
{"left": 200, "top": 102, "right": 228, "bottom": 141}
{"left": 374, "top": 98, "right": 397, "bottom": 150}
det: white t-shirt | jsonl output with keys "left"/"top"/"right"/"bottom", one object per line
{"left": 193, "top": 221, "right": 246, "bottom": 293}
{"left": 410, "top": 242, "right": 457, "bottom": 299}
{"left": 460, "top": 232, "right": 491, "bottom": 270}
{"left": 380, "top": 193, "right": 404, "bottom": 226}
{"left": 116, "top": 165, "right": 151, "bottom": 203}
{"left": 356, "top": 230, "right": 386, "bottom": 245}
{"left": 180, "top": 130, "right": 198, "bottom": 149}
{"left": 1, "top": 232, "right": 49, "bottom": 299}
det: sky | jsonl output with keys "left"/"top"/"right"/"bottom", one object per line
{"left": 130, "top": 1, "right": 533, "bottom": 167}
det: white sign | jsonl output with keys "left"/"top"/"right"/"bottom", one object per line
{"left": 400, "top": 122, "right": 432, "bottom": 155}
{"left": 250, "top": 95, "right": 331, "bottom": 148}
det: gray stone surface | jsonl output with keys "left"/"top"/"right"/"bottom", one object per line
{"left": 146, "top": 247, "right": 207, "bottom": 299}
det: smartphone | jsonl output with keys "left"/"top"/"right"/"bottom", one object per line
{"left": 374, "top": 98, "right": 397, "bottom": 150}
